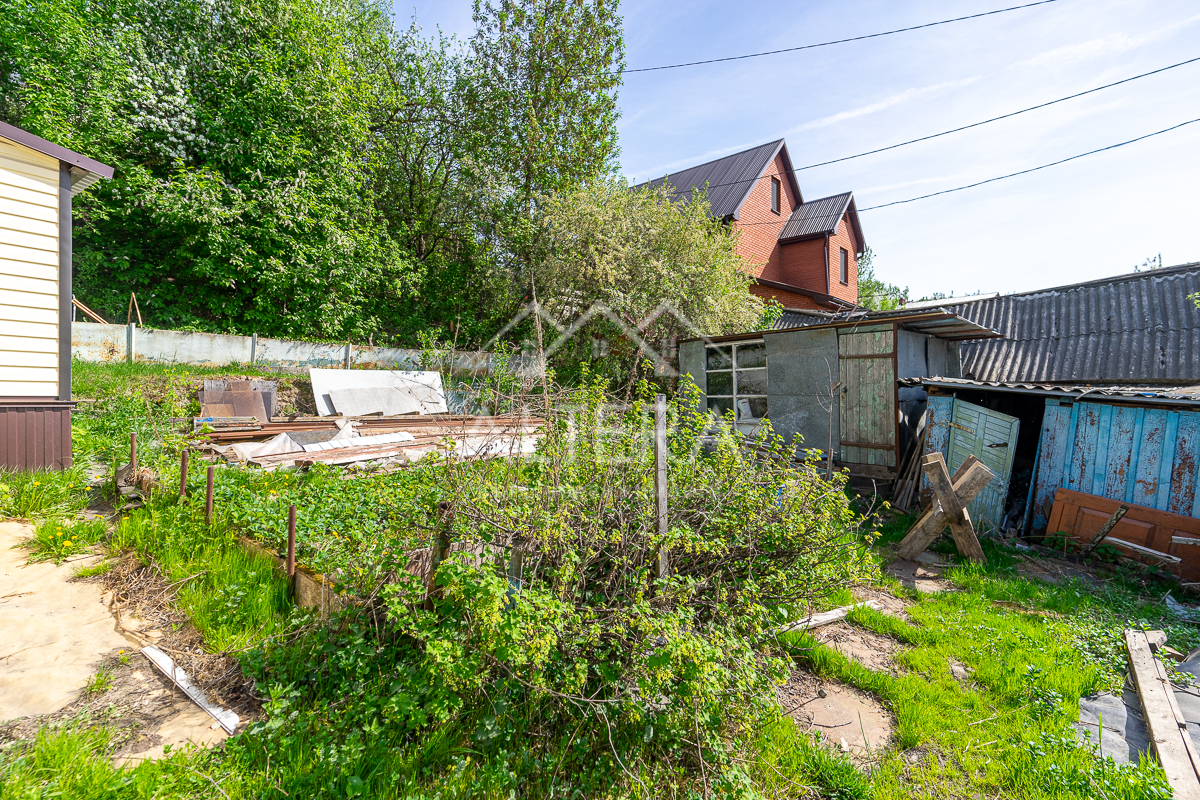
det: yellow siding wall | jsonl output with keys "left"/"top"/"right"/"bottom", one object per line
{"left": 0, "top": 137, "right": 60, "bottom": 398}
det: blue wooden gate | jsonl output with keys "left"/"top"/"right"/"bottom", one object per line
{"left": 1031, "top": 399, "right": 1200, "bottom": 531}
{"left": 925, "top": 396, "right": 1020, "bottom": 533}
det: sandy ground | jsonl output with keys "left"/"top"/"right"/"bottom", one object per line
{"left": 776, "top": 668, "right": 895, "bottom": 761}
{"left": 0, "top": 520, "right": 229, "bottom": 762}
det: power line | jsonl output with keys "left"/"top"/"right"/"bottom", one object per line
{"left": 856, "top": 117, "right": 1200, "bottom": 210}
{"left": 714, "top": 116, "right": 1200, "bottom": 221}
{"left": 796, "top": 54, "right": 1200, "bottom": 170}
{"left": 622, "top": 0, "right": 1061, "bottom": 74}
{"left": 634, "top": 54, "right": 1200, "bottom": 194}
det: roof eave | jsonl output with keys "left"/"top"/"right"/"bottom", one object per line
{"left": 0, "top": 121, "right": 114, "bottom": 179}
{"left": 729, "top": 139, "right": 787, "bottom": 222}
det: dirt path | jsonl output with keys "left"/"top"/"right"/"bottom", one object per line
{"left": 0, "top": 520, "right": 229, "bottom": 762}
{"left": 0, "top": 520, "right": 135, "bottom": 719}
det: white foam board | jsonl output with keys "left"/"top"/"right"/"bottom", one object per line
{"left": 309, "top": 369, "right": 448, "bottom": 416}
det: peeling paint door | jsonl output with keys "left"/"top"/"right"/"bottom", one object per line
{"left": 947, "top": 399, "right": 1019, "bottom": 532}
{"left": 838, "top": 325, "right": 897, "bottom": 469}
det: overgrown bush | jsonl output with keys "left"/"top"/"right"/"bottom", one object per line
{"left": 363, "top": 377, "right": 876, "bottom": 794}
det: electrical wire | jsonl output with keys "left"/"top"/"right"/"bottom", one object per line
{"left": 858, "top": 116, "right": 1200, "bottom": 210}
{"left": 633, "top": 54, "right": 1200, "bottom": 193}
{"left": 709, "top": 115, "right": 1200, "bottom": 221}
{"left": 796, "top": 54, "right": 1200, "bottom": 171}
{"left": 622, "top": 0, "right": 1061, "bottom": 74}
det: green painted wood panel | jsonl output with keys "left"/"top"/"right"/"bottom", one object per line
{"left": 838, "top": 329, "right": 895, "bottom": 468}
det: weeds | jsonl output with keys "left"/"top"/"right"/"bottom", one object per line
{"left": 26, "top": 518, "right": 108, "bottom": 564}
{"left": 84, "top": 666, "right": 115, "bottom": 696}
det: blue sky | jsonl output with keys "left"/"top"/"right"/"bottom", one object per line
{"left": 393, "top": 0, "right": 1200, "bottom": 300}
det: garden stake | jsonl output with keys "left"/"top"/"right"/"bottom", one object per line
{"left": 130, "top": 431, "right": 137, "bottom": 474}
{"left": 179, "top": 450, "right": 188, "bottom": 498}
{"left": 205, "top": 466, "right": 214, "bottom": 525}
{"left": 425, "top": 501, "right": 453, "bottom": 611}
{"left": 653, "top": 394, "right": 669, "bottom": 581}
{"left": 286, "top": 505, "right": 296, "bottom": 579}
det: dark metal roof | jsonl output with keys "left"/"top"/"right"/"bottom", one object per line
{"left": 683, "top": 309, "right": 1000, "bottom": 344}
{"left": 778, "top": 192, "right": 865, "bottom": 253}
{"left": 0, "top": 121, "right": 114, "bottom": 190}
{"left": 632, "top": 139, "right": 801, "bottom": 220}
{"left": 899, "top": 376, "right": 1200, "bottom": 408}
{"left": 944, "top": 262, "right": 1200, "bottom": 384}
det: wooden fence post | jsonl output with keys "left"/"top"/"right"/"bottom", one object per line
{"left": 205, "top": 466, "right": 214, "bottom": 526}
{"left": 425, "top": 501, "right": 453, "bottom": 610}
{"left": 654, "top": 394, "right": 669, "bottom": 580}
{"left": 179, "top": 450, "right": 188, "bottom": 498}
{"left": 286, "top": 505, "right": 296, "bottom": 578}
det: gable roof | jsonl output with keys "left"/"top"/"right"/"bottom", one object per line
{"left": 778, "top": 191, "right": 866, "bottom": 253}
{"left": 946, "top": 262, "right": 1200, "bottom": 384}
{"left": 633, "top": 139, "right": 802, "bottom": 220}
{"left": 0, "top": 121, "right": 114, "bottom": 196}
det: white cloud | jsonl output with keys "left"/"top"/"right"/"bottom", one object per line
{"left": 787, "top": 77, "right": 980, "bottom": 133}
{"left": 1017, "top": 13, "right": 1200, "bottom": 68}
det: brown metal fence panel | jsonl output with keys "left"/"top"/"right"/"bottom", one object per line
{"left": 0, "top": 400, "right": 73, "bottom": 471}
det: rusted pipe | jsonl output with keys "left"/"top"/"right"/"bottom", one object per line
{"left": 130, "top": 432, "right": 137, "bottom": 474}
{"left": 179, "top": 450, "right": 188, "bottom": 498}
{"left": 205, "top": 466, "right": 214, "bottom": 525}
{"left": 286, "top": 505, "right": 297, "bottom": 578}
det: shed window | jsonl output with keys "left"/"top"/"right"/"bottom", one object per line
{"left": 705, "top": 341, "right": 767, "bottom": 426}
{"left": 770, "top": 178, "right": 781, "bottom": 215}
{"left": 839, "top": 248, "right": 850, "bottom": 284}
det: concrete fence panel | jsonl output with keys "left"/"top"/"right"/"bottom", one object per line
{"left": 136, "top": 328, "right": 254, "bottom": 366}
{"left": 71, "top": 322, "right": 494, "bottom": 375}
{"left": 72, "top": 323, "right": 127, "bottom": 363}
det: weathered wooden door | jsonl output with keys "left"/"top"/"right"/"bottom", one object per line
{"left": 947, "top": 399, "right": 1019, "bottom": 532}
{"left": 838, "top": 325, "right": 896, "bottom": 470}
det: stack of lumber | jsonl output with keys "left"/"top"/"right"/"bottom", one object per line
{"left": 1124, "top": 629, "right": 1200, "bottom": 799}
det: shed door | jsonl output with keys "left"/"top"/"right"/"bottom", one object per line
{"left": 838, "top": 325, "right": 896, "bottom": 469}
{"left": 947, "top": 399, "right": 1019, "bottom": 532}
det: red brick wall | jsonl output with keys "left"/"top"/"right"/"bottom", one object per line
{"left": 778, "top": 237, "right": 830, "bottom": 295}
{"left": 828, "top": 214, "right": 859, "bottom": 305}
{"left": 774, "top": 212, "right": 860, "bottom": 303}
{"left": 750, "top": 283, "right": 823, "bottom": 310}
{"left": 733, "top": 152, "right": 799, "bottom": 280}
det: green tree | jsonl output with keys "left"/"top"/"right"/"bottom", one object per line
{"left": 1, "top": 0, "right": 413, "bottom": 339}
{"left": 531, "top": 180, "right": 763, "bottom": 382}
{"left": 854, "top": 247, "right": 909, "bottom": 310}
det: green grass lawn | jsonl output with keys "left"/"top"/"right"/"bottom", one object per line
{"left": 3, "top": 362, "right": 1198, "bottom": 799}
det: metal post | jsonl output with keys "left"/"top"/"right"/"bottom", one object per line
{"left": 425, "top": 501, "right": 453, "bottom": 610}
{"left": 129, "top": 432, "right": 137, "bottom": 474}
{"left": 205, "top": 466, "right": 214, "bottom": 525}
{"left": 179, "top": 449, "right": 188, "bottom": 498}
{"left": 286, "top": 505, "right": 297, "bottom": 577}
{"left": 654, "top": 394, "right": 669, "bottom": 580}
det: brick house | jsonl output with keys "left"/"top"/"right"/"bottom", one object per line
{"left": 636, "top": 139, "right": 865, "bottom": 311}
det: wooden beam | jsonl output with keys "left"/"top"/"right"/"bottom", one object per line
{"left": 896, "top": 456, "right": 992, "bottom": 561}
{"left": 1107, "top": 537, "right": 1183, "bottom": 564}
{"left": 777, "top": 601, "right": 882, "bottom": 634}
{"left": 1124, "top": 629, "right": 1200, "bottom": 800}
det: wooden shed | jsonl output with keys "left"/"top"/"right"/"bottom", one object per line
{"left": 677, "top": 309, "right": 1000, "bottom": 481}
{"left": 0, "top": 122, "right": 112, "bottom": 470}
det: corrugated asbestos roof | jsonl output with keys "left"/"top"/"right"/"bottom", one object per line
{"left": 632, "top": 140, "right": 798, "bottom": 220}
{"left": 945, "top": 263, "right": 1200, "bottom": 384}
{"left": 780, "top": 192, "right": 852, "bottom": 240}
{"left": 682, "top": 309, "right": 1000, "bottom": 344}
{"left": 899, "top": 376, "right": 1200, "bottom": 408}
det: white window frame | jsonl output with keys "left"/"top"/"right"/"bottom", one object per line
{"left": 704, "top": 340, "right": 767, "bottom": 426}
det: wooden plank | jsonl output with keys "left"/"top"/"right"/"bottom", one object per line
{"left": 1090, "top": 403, "right": 1114, "bottom": 497}
{"left": 1106, "top": 538, "right": 1182, "bottom": 564}
{"left": 923, "top": 453, "right": 986, "bottom": 563}
{"left": 1124, "top": 629, "right": 1200, "bottom": 800}
{"left": 777, "top": 601, "right": 882, "bottom": 634}
{"left": 1169, "top": 412, "right": 1200, "bottom": 517}
{"left": 1105, "top": 405, "right": 1140, "bottom": 502}
{"left": 1133, "top": 410, "right": 1168, "bottom": 507}
{"left": 896, "top": 456, "right": 992, "bottom": 561}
